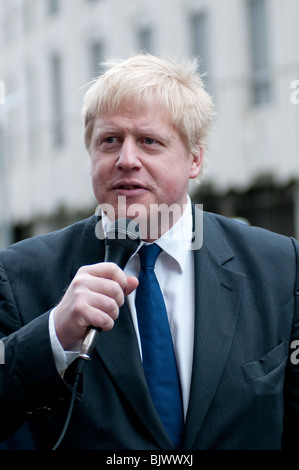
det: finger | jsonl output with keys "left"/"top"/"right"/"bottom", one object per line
{"left": 87, "top": 290, "right": 121, "bottom": 320}
{"left": 124, "top": 276, "right": 139, "bottom": 296}
{"left": 75, "top": 276, "right": 126, "bottom": 307}
{"left": 82, "top": 262, "right": 128, "bottom": 291}
{"left": 80, "top": 303, "right": 116, "bottom": 332}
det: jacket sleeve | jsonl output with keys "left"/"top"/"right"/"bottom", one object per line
{"left": 0, "top": 260, "right": 72, "bottom": 442}
{"left": 282, "top": 237, "right": 299, "bottom": 448}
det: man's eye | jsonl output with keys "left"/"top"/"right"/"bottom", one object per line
{"left": 104, "top": 136, "right": 117, "bottom": 144}
{"left": 98, "top": 136, "right": 120, "bottom": 148}
{"left": 143, "top": 137, "right": 157, "bottom": 145}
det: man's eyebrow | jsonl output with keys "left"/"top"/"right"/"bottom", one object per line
{"left": 93, "top": 125, "right": 170, "bottom": 141}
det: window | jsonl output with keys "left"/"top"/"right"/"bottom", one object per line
{"left": 47, "top": 0, "right": 60, "bottom": 15}
{"left": 25, "top": 63, "right": 39, "bottom": 157}
{"left": 0, "top": 126, "right": 4, "bottom": 171}
{"left": 23, "top": 0, "right": 35, "bottom": 31}
{"left": 3, "top": 7, "right": 14, "bottom": 45}
{"left": 0, "top": 126, "right": 12, "bottom": 249}
{"left": 90, "top": 41, "right": 104, "bottom": 77}
{"left": 247, "top": 0, "right": 271, "bottom": 105}
{"left": 190, "top": 12, "right": 210, "bottom": 87}
{"left": 50, "top": 54, "right": 64, "bottom": 147}
{"left": 0, "top": 80, "right": 4, "bottom": 105}
{"left": 138, "top": 27, "right": 153, "bottom": 54}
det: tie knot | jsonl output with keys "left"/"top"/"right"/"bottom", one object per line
{"left": 138, "top": 243, "right": 162, "bottom": 268}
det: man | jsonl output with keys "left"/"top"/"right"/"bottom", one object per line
{"left": 0, "top": 54, "right": 298, "bottom": 450}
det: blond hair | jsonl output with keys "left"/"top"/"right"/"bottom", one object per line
{"left": 82, "top": 54, "right": 215, "bottom": 177}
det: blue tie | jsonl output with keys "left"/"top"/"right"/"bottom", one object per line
{"left": 135, "top": 244, "right": 184, "bottom": 449}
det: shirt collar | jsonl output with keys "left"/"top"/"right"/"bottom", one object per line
{"left": 100, "top": 196, "right": 193, "bottom": 274}
{"left": 154, "top": 196, "right": 193, "bottom": 274}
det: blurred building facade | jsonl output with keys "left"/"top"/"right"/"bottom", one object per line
{"left": 0, "top": 0, "right": 299, "bottom": 248}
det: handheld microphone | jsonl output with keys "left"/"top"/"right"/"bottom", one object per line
{"left": 78, "top": 218, "right": 141, "bottom": 361}
{"left": 53, "top": 218, "right": 141, "bottom": 450}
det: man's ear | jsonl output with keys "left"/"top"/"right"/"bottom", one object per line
{"left": 189, "top": 147, "right": 203, "bottom": 179}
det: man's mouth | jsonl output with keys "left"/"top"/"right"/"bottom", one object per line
{"left": 113, "top": 183, "right": 147, "bottom": 196}
{"left": 121, "top": 185, "right": 141, "bottom": 190}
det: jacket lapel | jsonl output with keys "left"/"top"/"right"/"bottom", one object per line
{"left": 183, "top": 209, "right": 245, "bottom": 449}
{"left": 94, "top": 301, "right": 175, "bottom": 449}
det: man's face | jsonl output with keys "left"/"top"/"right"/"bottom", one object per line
{"left": 89, "top": 101, "right": 202, "bottom": 240}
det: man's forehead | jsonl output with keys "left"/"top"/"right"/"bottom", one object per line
{"left": 93, "top": 105, "right": 172, "bottom": 132}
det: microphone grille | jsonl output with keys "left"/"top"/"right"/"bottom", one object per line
{"left": 105, "top": 218, "right": 141, "bottom": 254}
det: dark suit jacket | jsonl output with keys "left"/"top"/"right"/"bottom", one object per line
{"left": 0, "top": 208, "right": 299, "bottom": 450}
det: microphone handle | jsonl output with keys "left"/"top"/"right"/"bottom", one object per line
{"left": 78, "top": 328, "right": 100, "bottom": 361}
{"left": 104, "top": 244, "right": 134, "bottom": 270}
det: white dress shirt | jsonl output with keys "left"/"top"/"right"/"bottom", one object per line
{"left": 49, "top": 197, "right": 195, "bottom": 418}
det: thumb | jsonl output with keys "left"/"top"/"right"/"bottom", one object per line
{"left": 124, "top": 276, "right": 139, "bottom": 296}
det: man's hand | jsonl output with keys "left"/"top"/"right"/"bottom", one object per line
{"left": 53, "top": 263, "right": 138, "bottom": 350}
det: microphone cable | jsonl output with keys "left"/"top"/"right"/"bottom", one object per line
{"left": 52, "top": 356, "right": 86, "bottom": 450}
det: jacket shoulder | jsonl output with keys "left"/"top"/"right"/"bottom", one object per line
{"left": 202, "top": 210, "right": 298, "bottom": 260}
{"left": 0, "top": 216, "right": 98, "bottom": 272}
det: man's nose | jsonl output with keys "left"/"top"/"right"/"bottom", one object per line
{"left": 115, "top": 138, "right": 142, "bottom": 170}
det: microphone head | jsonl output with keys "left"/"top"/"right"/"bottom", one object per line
{"left": 105, "top": 218, "right": 141, "bottom": 261}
